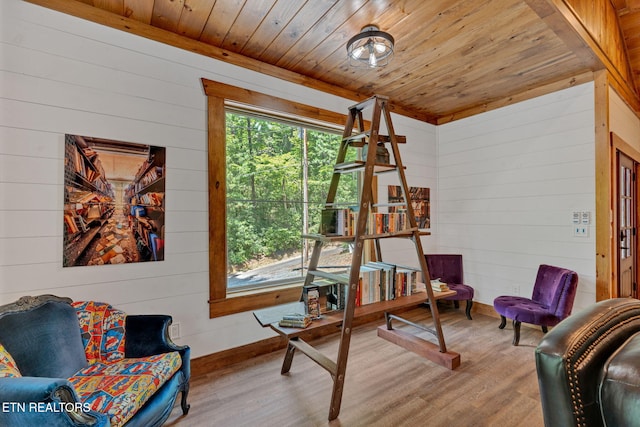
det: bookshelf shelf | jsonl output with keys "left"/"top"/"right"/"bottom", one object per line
{"left": 343, "top": 132, "right": 406, "bottom": 147}
{"left": 333, "top": 160, "right": 403, "bottom": 174}
{"left": 265, "top": 290, "right": 455, "bottom": 339}
{"left": 302, "top": 229, "right": 431, "bottom": 242}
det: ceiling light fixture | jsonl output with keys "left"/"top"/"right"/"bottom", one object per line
{"left": 347, "top": 25, "right": 395, "bottom": 68}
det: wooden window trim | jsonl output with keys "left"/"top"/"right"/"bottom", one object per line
{"left": 202, "top": 79, "right": 350, "bottom": 318}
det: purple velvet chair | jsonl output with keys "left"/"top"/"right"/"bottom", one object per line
{"left": 493, "top": 264, "right": 578, "bottom": 345}
{"left": 424, "top": 254, "right": 474, "bottom": 320}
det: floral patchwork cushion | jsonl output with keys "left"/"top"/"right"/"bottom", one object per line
{"left": 69, "top": 351, "right": 182, "bottom": 427}
{"left": 72, "top": 301, "right": 126, "bottom": 364}
{"left": 0, "top": 342, "right": 21, "bottom": 378}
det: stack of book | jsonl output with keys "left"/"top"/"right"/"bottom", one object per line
{"left": 430, "top": 279, "right": 450, "bottom": 292}
{"left": 278, "top": 314, "right": 312, "bottom": 329}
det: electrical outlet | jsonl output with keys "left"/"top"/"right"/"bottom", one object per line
{"left": 169, "top": 323, "right": 180, "bottom": 340}
{"left": 512, "top": 285, "right": 520, "bottom": 296}
{"left": 573, "top": 226, "right": 589, "bottom": 237}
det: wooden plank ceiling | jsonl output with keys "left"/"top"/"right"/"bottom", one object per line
{"left": 28, "top": 0, "right": 639, "bottom": 123}
{"left": 616, "top": 0, "right": 640, "bottom": 96}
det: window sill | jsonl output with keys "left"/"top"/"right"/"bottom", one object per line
{"left": 208, "top": 283, "right": 302, "bottom": 318}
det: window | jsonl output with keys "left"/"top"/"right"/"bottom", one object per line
{"left": 202, "top": 79, "right": 362, "bottom": 318}
{"left": 226, "top": 111, "right": 357, "bottom": 292}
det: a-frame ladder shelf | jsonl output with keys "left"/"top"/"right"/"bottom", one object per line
{"left": 265, "top": 95, "right": 458, "bottom": 421}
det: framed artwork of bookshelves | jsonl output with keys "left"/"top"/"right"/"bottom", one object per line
{"left": 63, "top": 134, "right": 166, "bottom": 267}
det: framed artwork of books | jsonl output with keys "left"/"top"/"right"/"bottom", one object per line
{"left": 63, "top": 134, "right": 166, "bottom": 267}
{"left": 388, "top": 185, "right": 430, "bottom": 229}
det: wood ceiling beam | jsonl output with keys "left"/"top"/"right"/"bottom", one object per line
{"left": 526, "top": 0, "right": 640, "bottom": 111}
{"left": 23, "top": 0, "right": 432, "bottom": 123}
{"left": 611, "top": 0, "right": 628, "bottom": 14}
{"left": 628, "top": 0, "right": 640, "bottom": 12}
{"left": 436, "top": 70, "right": 594, "bottom": 125}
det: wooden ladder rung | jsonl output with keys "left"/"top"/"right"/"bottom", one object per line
{"left": 289, "top": 339, "right": 337, "bottom": 376}
{"left": 307, "top": 270, "right": 349, "bottom": 284}
{"left": 343, "top": 133, "right": 407, "bottom": 146}
{"left": 377, "top": 326, "right": 461, "bottom": 370}
{"left": 343, "top": 131, "right": 370, "bottom": 143}
{"left": 377, "top": 135, "right": 406, "bottom": 144}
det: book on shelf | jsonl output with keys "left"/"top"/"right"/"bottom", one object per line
{"left": 320, "top": 208, "right": 356, "bottom": 236}
{"left": 327, "top": 262, "right": 424, "bottom": 307}
{"left": 64, "top": 214, "right": 79, "bottom": 234}
{"left": 303, "top": 285, "right": 321, "bottom": 319}
{"left": 319, "top": 208, "right": 414, "bottom": 237}
{"left": 396, "top": 266, "right": 422, "bottom": 297}
{"left": 308, "top": 279, "right": 341, "bottom": 313}
{"left": 138, "top": 192, "right": 164, "bottom": 207}
{"left": 73, "top": 216, "right": 88, "bottom": 233}
{"left": 322, "top": 282, "right": 346, "bottom": 312}
{"left": 366, "top": 261, "right": 396, "bottom": 301}
{"left": 305, "top": 263, "right": 425, "bottom": 312}
{"left": 357, "top": 264, "right": 383, "bottom": 306}
{"left": 367, "top": 211, "right": 408, "bottom": 234}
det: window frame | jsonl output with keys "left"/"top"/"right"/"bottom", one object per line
{"left": 202, "top": 79, "right": 352, "bottom": 318}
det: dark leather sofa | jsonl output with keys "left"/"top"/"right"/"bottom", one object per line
{"left": 535, "top": 298, "right": 640, "bottom": 427}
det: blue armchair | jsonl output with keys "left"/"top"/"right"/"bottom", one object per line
{"left": 0, "top": 295, "right": 190, "bottom": 427}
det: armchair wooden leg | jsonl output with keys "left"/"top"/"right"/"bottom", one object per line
{"left": 453, "top": 300, "right": 460, "bottom": 309}
{"left": 498, "top": 315, "right": 507, "bottom": 329}
{"left": 465, "top": 300, "right": 473, "bottom": 320}
{"left": 541, "top": 325, "right": 548, "bottom": 333}
{"left": 512, "top": 320, "right": 521, "bottom": 346}
{"left": 181, "top": 383, "right": 190, "bottom": 415}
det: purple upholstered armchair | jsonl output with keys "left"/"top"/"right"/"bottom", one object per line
{"left": 493, "top": 264, "right": 578, "bottom": 345}
{"left": 424, "top": 254, "right": 475, "bottom": 320}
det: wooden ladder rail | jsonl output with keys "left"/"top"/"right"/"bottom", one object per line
{"left": 325, "top": 97, "right": 384, "bottom": 420}
{"left": 379, "top": 102, "right": 447, "bottom": 352}
{"left": 286, "top": 96, "right": 385, "bottom": 421}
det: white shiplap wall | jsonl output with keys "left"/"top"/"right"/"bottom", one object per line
{"left": 0, "top": 0, "right": 437, "bottom": 358}
{"left": 609, "top": 87, "right": 640, "bottom": 148}
{"left": 437, "top": 83, "right": 597, "bottom": 311}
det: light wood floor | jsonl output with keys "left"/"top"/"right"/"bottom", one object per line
{"left": 165, "top": 305, "right": 545, "bottom": 427}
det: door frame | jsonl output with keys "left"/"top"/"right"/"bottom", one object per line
{"left": 616, "top": 150, "right": 638, "bottom": 297}
{"left": 611, "top": 133, "right": 640, "bottom": 298}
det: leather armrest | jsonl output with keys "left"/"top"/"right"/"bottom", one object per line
{"left": 600, "top": 331, "right": 640, "bottom": 427}
{"left": 536, "top": 298, "right": 640, "bottom": 427}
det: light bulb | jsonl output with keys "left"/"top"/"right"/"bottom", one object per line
{"left": 368, "top": 51, "right": 377, "bottom": 67}
{"left": 374, "top": 42, "right": 387, "bottom": 54}
{"left": 352, "top": 46, "right": 365, "bottom": 59}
